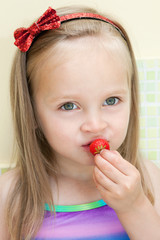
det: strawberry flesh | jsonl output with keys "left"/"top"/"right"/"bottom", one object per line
{"left": 89, "top": 139, "right": 110, "bottom": 156}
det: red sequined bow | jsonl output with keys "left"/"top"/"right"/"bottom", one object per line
{"left": 14, "top": 7, "right": 60, "bottom": 52}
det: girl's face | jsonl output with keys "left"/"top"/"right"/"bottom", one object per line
{"left": 34, "top": 37, "right": 131, "bottom": 168}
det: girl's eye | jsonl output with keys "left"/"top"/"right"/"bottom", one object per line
{"left": 103, "top": 97, "right": 119, "bottom": 106}
{"left": 61, "top": 102, "right": 77, "bottom": 110}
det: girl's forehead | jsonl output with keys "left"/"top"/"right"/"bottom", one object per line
{"left": 44, "top": 35, "right": 111, "bottom": 64}
{"left": 32, "top": 39, "right": 130, "bottom": 99}
{"left": 38, "top": 34, "right": 129, "bottom": 71}
{"left": 30, "top": 35, "right": 131, "bottom": 95}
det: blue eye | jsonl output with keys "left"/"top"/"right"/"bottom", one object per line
{"left": 61, "top": 102, "right": 77, "bottom": 110}
{"left": 103, "top": 97, "right": 119, "bottom": 106}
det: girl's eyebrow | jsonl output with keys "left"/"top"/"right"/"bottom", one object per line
{"left": 46, "top": 87, "right": 129, "bottom": 101}
{"left": 47, "top": 89, "right": 129, "bottom": 103}
{"left": 52, "top": 88, "right": 128, "bottom": 97}
{"left": 46, "top": 94, "right": 79, "bottom": 102}
{"left": 109, "top": 89, "right": 129, "bottom": 95}
{"left": 100, "top": 88, "right": 129, "bottom": 96}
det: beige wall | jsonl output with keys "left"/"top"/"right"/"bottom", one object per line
{"left": 0, "top": 0, "right": 160, "bottom": 166}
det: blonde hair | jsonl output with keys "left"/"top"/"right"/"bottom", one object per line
{"left": 8, "top": 5, "right": 154, "bottom": 240}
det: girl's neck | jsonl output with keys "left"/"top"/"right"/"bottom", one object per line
{"left": 49, "top": 165, "right": 100, "bottom": 206}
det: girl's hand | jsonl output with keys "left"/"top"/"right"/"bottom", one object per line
{"left": 93, "top": 149, "right": 146, "bottom": 214}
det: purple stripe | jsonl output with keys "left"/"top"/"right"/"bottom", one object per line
{"left": 36, "top": 205, "right": 129, "bottom": 239}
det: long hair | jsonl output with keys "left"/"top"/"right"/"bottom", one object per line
{"left": 7, "top": 5, "right": 154, "bottom": 240}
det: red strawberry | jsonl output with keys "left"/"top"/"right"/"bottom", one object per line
{"left": 89, "top": 139, "right": 110, "bottom": 156}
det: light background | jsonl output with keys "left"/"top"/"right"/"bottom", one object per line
{"left": 0, "top": 0, "right": 160, "bottom": 172}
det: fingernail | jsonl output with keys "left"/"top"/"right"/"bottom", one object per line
{"left": 100, "top": 149, "right": 115, "bottom": 158}
{"left": 100, "top": 149, "right": 109, "bottom": 155}
{"left": 100, "top": 149, "right": 105, "bottom": 154}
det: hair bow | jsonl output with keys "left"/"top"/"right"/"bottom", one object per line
{"left": 14, "top": 7, "right": 60, "bottom": 52}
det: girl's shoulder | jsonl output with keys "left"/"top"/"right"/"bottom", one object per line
{"left": 143, "top": 160, "right": 160, "bottom": 214}
{"left": 0, "top": 168, "right": 19, "bottom": 198}
{"left": 144, "top": 159, "right": 160, "bottom": 187}
{"left": 0, "top": 168, "right": 19, "bottom": 240}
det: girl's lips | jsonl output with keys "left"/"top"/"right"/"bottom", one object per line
{"left": 82, "top": 138, "right": 109, "bottom": 147}
{"left": 82, "top": 142, "right": 92, "bottom": 147}
{"left": 82, "top": 142, "right": 92, "bottom": 152}
{"left": 82, "top": 144, "right": 91, "bottom": 152}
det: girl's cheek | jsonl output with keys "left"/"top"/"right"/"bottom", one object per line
{"left": 109, "top": 124, "right": 129, "bottom": 150}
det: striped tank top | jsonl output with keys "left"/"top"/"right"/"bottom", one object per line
{"left": 34, "top": 200, "right": 130, "bottom": 240}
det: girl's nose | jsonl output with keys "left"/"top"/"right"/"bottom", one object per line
{"left": 80, "top": 114, "right": 108, "bottom": 134}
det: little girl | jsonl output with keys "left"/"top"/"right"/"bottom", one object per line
{"left": 0, "top": 5, "right": 160, "bottom": 240}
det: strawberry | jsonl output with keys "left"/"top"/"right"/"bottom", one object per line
{"left": 89, "top": 139, "right": 110, "bottom": 156}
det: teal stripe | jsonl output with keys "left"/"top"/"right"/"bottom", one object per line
{"left": 45, "top": 199, "right": 107, "bottom": 212}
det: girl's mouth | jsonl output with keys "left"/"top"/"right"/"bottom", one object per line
{"left": 82, "top": 143, "right": 91, "bottom": 152}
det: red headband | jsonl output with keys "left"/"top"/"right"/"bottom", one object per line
{"left": 14, "top": 7, "right": 125, "bottom": 52}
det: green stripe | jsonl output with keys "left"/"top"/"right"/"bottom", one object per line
{"left": 45, "top": 199, "right": 107, "bottom": 212}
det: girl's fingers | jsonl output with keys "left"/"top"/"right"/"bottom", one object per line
{"left": 99, "top": 149, "right": 135, "bottom": 176}
{"left": 93, "top": 150, "right": 143, "bottom": 212}
{"left": 94, "top": 153, "right": 125, "bottom": 184}
{"left": 93, "top": 166, "right": 117, "bottom": 191}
